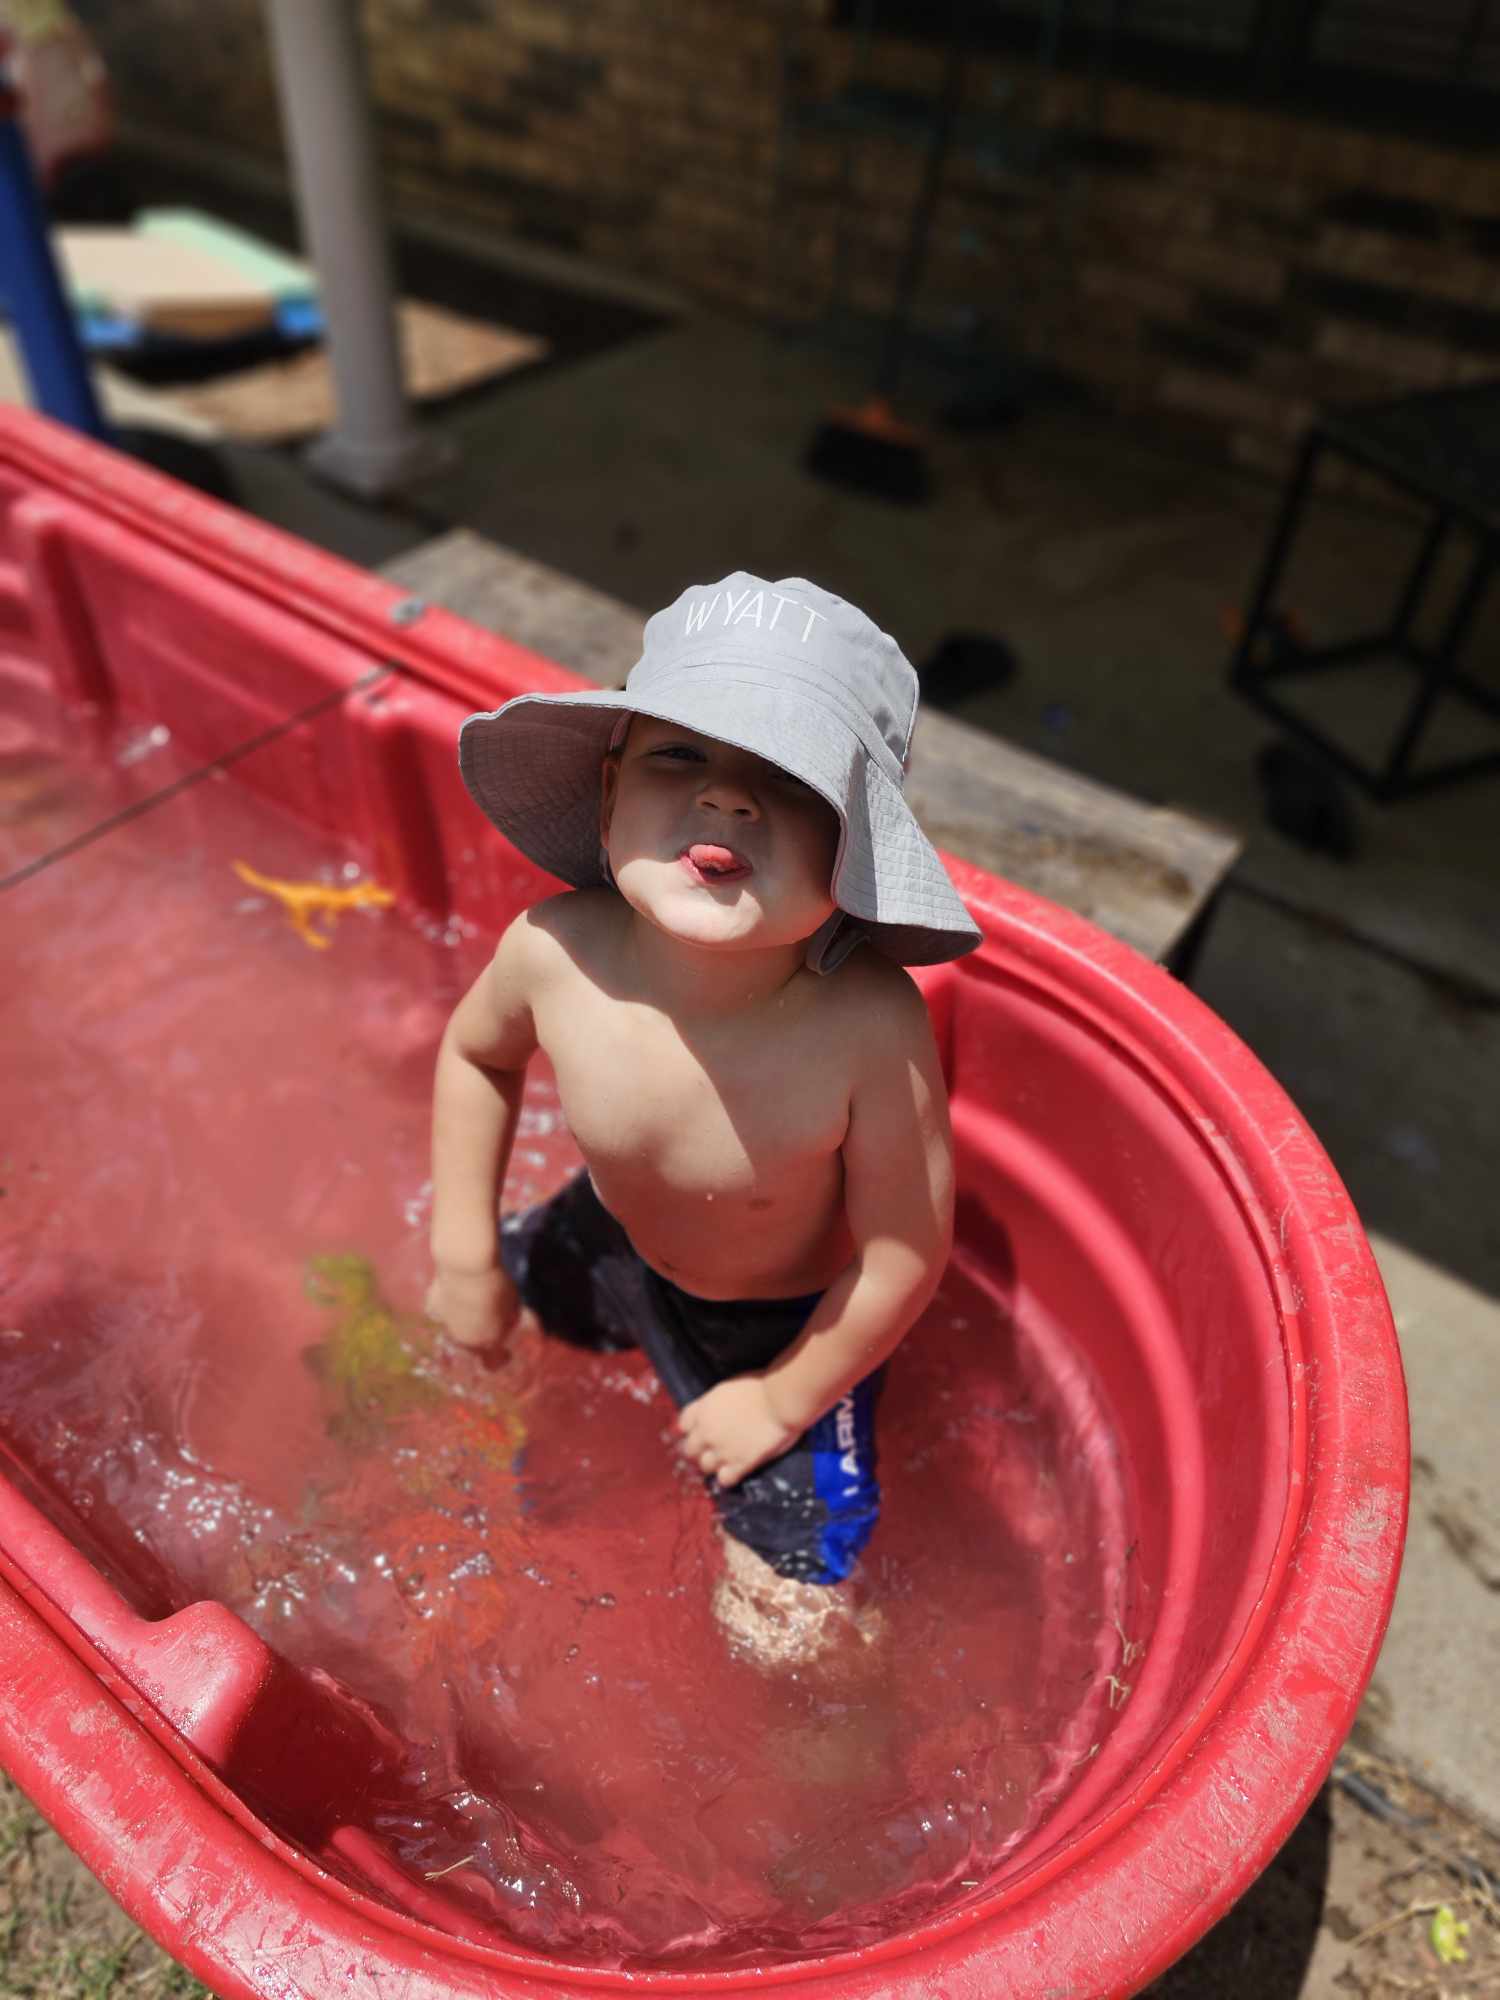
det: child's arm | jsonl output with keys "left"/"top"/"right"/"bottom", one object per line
{"left": 426, "top": 912, "right": 541, "bottom": 1350}
{"left": 677, "top": 975, "right": 953, "bottom": 1488}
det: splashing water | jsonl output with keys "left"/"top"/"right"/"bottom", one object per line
{"left": 0, "top": 773, "right": 1130, "bottom": 1968}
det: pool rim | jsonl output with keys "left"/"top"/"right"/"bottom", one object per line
{"left": 1, "top": 859, "right": 1408, "bottom": 1999}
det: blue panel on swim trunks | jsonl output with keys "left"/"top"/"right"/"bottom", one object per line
{"left": 807, "top": 1371, "right": 883, "bottom": 1584}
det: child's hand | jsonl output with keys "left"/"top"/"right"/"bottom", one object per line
{"left": 424, "top": 1265, "right": 520, "bottom": 1355}
{"left": 677, "top": 1377, "right": 798, "bottom": 1489}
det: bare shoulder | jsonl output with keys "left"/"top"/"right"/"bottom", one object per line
{"left": 832, "top": 953, "right": 953, "bottom": 1223}
{"left": 818, "top": 949, "right": 935, "bottom": 1061}
{"left": 800, "top": 951, "right": 942, "bottom": 1120}
{"left": 455, "top": 892, "right": 620, "bottom": 1066}
{"left": 469, "top": 889, "right": 609, "bottom": 1014}
{"left": 509, "top": 888, "right": 621, "bottom": 978}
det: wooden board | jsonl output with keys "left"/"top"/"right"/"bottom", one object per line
{"left": 0, "top": 327, "right": 218, "bottom": 439}
{"left": 383, "top": 528, "right": 644, "bottom": 689}
{"left": 98, "top": 303, "right": 548, "bottom": 445}
{"left": 56, "top": 227, "right": 276, "bottom": 339}
{"left": 380, "top": 530, "right": 1242, "bottom": 964}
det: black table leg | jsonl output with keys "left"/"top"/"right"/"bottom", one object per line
{"left": 1231, "top": 429, "right": 1322, "bottom": 691}
{"left": 1380, "top": 536, "right": 1494, "bottom": 797}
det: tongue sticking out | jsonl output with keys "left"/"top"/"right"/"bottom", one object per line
{"left": 687, "top": 843, "right": 748, "bottom": 879}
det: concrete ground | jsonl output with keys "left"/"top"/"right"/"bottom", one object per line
{"left": 6, "top": 153, "right": 1500, "bottom": 1995}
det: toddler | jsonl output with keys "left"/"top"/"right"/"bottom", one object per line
{"left": 426, "top": 573, "right": 980, "bottom": 1653}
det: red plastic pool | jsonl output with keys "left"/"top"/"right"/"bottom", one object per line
{"left": 0, "top": 406, "right": 1407, "bottom": 1996}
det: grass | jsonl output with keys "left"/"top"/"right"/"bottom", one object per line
{"left": 8, "top": 1737, "right": 1500, "bottom": 1997}
{"left": 0, "top": 1772, "right": 210, "bottom": 1998}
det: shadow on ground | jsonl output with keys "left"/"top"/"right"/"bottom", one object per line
{"left": 1144, "top": 1790, "right": 1332, "bottom": 1995}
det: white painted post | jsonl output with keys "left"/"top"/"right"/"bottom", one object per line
{"left": 261, "top": 0, "right": 446, "bottom": 497}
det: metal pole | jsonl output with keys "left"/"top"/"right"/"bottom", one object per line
{"left": 261, "top": 0, "right": 444, "bottom": 497}
{"left": 0, "top": 85, "right": 108, "bottom": 437}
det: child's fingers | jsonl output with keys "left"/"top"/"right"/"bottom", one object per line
{"left": 679, "top": 1430, "right": 712, "bottom": 1469}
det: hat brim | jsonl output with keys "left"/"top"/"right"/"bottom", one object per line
{"left": 459, "top": 676, "right": 981, "bottom": 967}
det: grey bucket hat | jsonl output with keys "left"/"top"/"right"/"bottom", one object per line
{"left": 458, "top": 572, "right": 982, "bottom": 970}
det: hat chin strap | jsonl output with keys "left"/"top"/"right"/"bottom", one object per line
{"left": 804, "top": 911, "right": 866, "bottom": 975}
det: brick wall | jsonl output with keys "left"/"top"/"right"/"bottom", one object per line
{"left": 85, "top": 0, "right": 1500, "bottom": 477}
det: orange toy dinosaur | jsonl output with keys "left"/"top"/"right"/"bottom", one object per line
{"left": 232, "top": 860, "right": 395, "bottom": 950}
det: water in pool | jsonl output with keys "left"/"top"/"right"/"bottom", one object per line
{"left": 0, "top": 759, "right": 1130, "bottom": 1967}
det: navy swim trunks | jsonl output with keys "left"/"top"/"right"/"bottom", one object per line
{"left": 499, "top": 1169, "right": 883, "bottom": 1585}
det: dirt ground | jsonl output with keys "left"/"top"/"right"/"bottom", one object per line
{"left": 1144, "top": 1743, "right": 1500, "bottom": 2000}
{"left": 0, "top": 1770, "right": 208, "bottom": 1998}
{"left": 3, "top": 1742, "right": 1496, "bottom": 1999}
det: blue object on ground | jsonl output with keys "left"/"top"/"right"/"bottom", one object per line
{"left": 75, "top": 295, "right": 326, "bottom": 355}
{"left": 275, "top": 298, "right": 324, "bottom": 340}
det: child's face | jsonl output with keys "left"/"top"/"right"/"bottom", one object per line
{"left": 600, "top": 717, "right": 840, "bottom": 955}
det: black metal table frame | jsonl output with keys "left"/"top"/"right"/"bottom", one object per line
{"left": 1229, "top": 422, "right": 1500, "bottom": 801}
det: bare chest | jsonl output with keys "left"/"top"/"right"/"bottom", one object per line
{"left": 537, "top": 988, "right": 848, "bottom": 1199}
